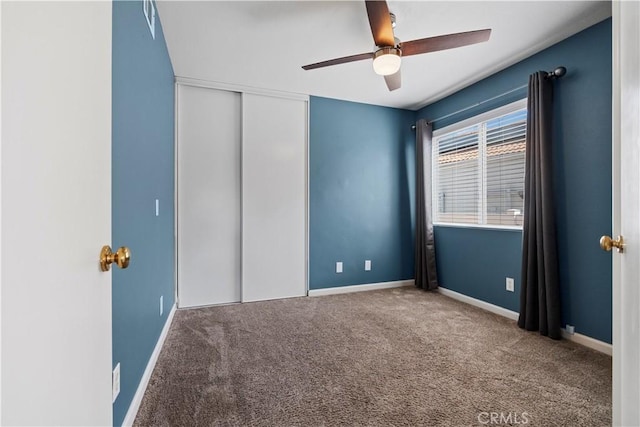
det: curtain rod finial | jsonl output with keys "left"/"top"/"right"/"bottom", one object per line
{"left": 548, "top": 66, "right": 566, "bottom": 79}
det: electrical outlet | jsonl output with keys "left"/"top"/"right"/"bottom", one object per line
{"left": 506, "top": 277, "right": 515, "bottom": 292}
{"left": 112, "top": 363, "right": 120, "bottom": 403}
{"left": 566, "top": 324, "right": 575, "bottom": 335}
{"left": 336, "top": 262, "right": 343, "bottom": 273}
{"left": 160, "top": 295, "right": 164, "bottom": 316}
{"left": 365, "top": 260, "right": 371, "bottom": 271}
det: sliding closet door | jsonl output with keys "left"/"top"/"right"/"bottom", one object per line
{"left": 242, "top": 94, "right": 307, "bottom": 302}
{"left": 177, "top": 85, "right": 241, "bottom": 307}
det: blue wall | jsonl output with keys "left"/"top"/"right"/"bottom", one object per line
{"left": 418, "top": 19, "right": 612, "bottom": 343}
{"left": 434, "top": 228, "right": 523, "bottom": 312}
{"left": 309, "top": 97, "right": 416, "bottom": 289}
{"left": 112, "top": 1, "right": 175, "bottom": 425}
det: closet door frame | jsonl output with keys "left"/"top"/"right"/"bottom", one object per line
{"left": 174, "top": 78, "right": 309, "bottom": 306}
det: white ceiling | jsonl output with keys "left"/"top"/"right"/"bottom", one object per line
{"left": 156, "top": 1, "right": 611, "bottom": 110}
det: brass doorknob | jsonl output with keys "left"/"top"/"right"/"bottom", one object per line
{"left": 100, "top": 245, "right": 131, "bottom": 271}
{"left": 600, "top": 235, "right": 624, "bottom": 253}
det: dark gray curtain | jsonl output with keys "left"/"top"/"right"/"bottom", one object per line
{"left": 518, "top": 72, "right": 561, "bottom": 339}
{"left": 415, "top": 119, "right": 439, "bottom": 290}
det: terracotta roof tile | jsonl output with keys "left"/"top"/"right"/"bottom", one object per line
{"left": 439, "top": 140, "right": 525, "bottom": 164}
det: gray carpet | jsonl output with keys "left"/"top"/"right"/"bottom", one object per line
{"left": 134, "top": 287, "right": 611, "bottom": 426}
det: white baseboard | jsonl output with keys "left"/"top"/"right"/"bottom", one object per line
{"left": 122, "top": 303, "right": 177, "bottom": 427}
{"left": 308, "top": 280, "right": 414, "bottom": 297}
{"left": 561, "top": 329, "right": 612, "bottom": 356}
{"left": 436, "top": 287, "right": 612, "bottom": 356}
{"left": 436, "top": 287, "right": 519, "bottom": 320}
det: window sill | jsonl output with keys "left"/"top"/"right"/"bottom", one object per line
{"left": 433, "top": 222, "right": 523, "bottom": 232}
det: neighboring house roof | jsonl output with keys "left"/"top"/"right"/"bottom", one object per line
{"left": 439, "top": 140, "right": 526, "bottom": 164}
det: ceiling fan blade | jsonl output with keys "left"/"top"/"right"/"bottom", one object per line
{"left": 400, "top": 29, "right": 491, "bottom": 57}
{"left": 302, "top": 52, "right": 373, "bottom": 71}
{"left": 365, "top": 0, "right": 395, "bottom": 47}
{"left": 384, "top": 70, "right": 401, "bottom": 91}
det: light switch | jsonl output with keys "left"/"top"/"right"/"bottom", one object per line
{"left": 365, "top": 260, "right": 371, "bottom": 271}
{"left": 155, "top": 199, "right": 159, "bottom": 216}
{"left": 336, "top": 262, "right": 343, "bottom": 273}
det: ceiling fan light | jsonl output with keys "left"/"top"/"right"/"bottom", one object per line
{"left": 373, "top": 47, "right": 401, "bottom": 76}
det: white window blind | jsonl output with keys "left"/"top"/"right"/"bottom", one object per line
{"left": 434, "top": 124, "right": 481, "bottom": 224}
{"left": 432, "top": 101, "right": 526, "bottom": 228}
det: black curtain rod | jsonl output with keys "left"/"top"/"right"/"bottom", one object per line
{"left": 411, "top": 66, "right": 567, "bottom": 130}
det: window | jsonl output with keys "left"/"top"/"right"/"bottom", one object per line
{"left": 432, "top": 100, "right": 526, "bottom": 228}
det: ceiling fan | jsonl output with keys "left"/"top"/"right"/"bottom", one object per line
{"left": 301, "top": 1, "right": 491, "bottom": 91}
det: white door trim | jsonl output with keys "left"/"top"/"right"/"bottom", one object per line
{"left": 612, "top": 1, "right": 622, "bottom": 423}
{"left": 0, "top": 1, "right": 4, "bottom": 421}
{"left": 612, "top": 2, "right": 640, "bottom": 424}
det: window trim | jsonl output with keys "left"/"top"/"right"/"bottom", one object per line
{"left": 431, "top": 98, "right": 527, "bottom": 230}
